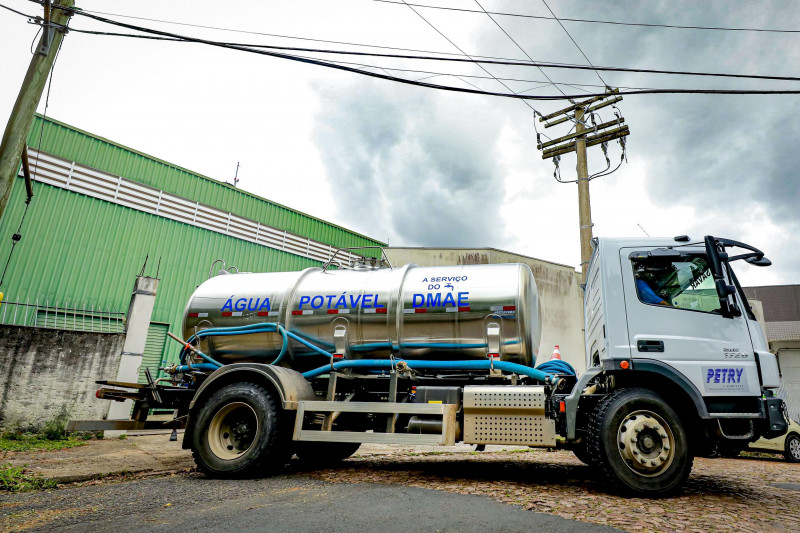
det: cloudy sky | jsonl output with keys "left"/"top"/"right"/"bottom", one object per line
{"left": 1, "top": 0, "right": 798, "bottom": 285}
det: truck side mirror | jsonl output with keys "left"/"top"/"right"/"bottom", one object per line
{"left": 705, "top": 235, "right": 735, "bottom": 318}
{"left": 746, "top": 256, "right": 772, "bottom": 266}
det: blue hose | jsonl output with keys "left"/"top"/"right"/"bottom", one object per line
{"left": 192, "top": 349, "right": 224, "bottom": 368}
{"left": 174, "top": 363, "right": 219, "bottom": 372}
{"left": 301, "top": 358, "right": 559, "bottom": 383}
{"left": 177, "top": 322, "right": 576, "bottom": 384}
{"left": 535, "top": 359, "right": 576, "bottom": 376}
{"left": 179, "top": 322, "right": 526, "bottom": 362}
{"left": 180, "top": 322, "right": 289, "bottom": 366}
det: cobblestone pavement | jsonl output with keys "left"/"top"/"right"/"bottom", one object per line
{"left": 305, "top": 449, "right": 800, "bottom": 533}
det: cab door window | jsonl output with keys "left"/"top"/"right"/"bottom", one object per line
{"left": 631, "top": 255, "right": 721, "bottom": 313}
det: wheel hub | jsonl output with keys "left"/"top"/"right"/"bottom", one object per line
{"left": 790, "top": 437, "right": 800, "bottom": 460}
{"left": 208, "top": 402, "right": 259, "bottom": 460}
{"left": 617, "top": 411, "right": 675, "bottom": 477}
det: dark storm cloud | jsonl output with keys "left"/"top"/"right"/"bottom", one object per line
{"left": 572, "top": 1, "right": 800, "bottom": 276}
{"left": 484, "top": 1, "right": 800, "bottom": 210}
{"left": 495, "top": 0, "right": 800, "bottom": 277}
{"left": 313, "top": 82, "right": 510, "bottom": 247}
{"left": 314, "top": 1, "right": 799, "bottom": 278}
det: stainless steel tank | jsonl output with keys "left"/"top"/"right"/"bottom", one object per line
{"left": 182, "top": 263, "right": 541, "bottom": 370}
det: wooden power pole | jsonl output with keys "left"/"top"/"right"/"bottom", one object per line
{"left": 538, "top": 91, "right": 630, "bottom": 282}
{"left": 574, "top": 107, "right": 592, "bottom": 281}
{"left": 0, "top": 0, "right": 74, "bottom": 221}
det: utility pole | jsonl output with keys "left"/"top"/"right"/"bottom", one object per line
{"left": 0, "top": 0, "right": 74, "bottom": 221}
{"left": 574, "top": 107, "right": 592, "bottom": 281}
{"left": 538, "top": 91, "right": 629, "bottom": 282}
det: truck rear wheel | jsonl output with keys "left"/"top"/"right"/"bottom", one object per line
{"left": 191, "top": 382, "right": 290, "bottom": 478}
{"left": 588, "top": 388, "right": 693, "bottom": 495}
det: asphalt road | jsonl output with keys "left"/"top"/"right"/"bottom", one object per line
{"left": 1, "top": 473, "right": 622, "bottom": 533}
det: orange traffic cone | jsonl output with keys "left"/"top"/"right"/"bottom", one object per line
{"left": 551, "top": 345, "right": 562, "bottom": 360}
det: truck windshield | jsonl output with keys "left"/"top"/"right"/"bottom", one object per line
{"left": 631, "top": 255, "right": 721, "bottom": 313}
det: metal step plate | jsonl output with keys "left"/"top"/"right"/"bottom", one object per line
{"left": 463, "top": 385, "right": 556, "bottom": 446}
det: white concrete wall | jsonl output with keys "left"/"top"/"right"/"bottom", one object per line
{"left": 0, "top": 325, "right": 125, "bottom": 429}
{"left": 384, "top": 248, "right": 586, "bottom": 373}
{"left": 770, "top": 340, "right": 800, "bottom": 422}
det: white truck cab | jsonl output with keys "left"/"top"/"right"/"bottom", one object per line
{"left": 564, "top": 235, "right": 786, "bottom": 491}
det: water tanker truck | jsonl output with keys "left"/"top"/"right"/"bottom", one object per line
{"left": 73, "top": 235, "right": 788, "bottom": 495}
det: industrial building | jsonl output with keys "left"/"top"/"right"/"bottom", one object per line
{"left": 744, "top": 285, "right": 800, "bottom": 421}
{"left": 0, "top": 115, "right": 384, "bottom": 383}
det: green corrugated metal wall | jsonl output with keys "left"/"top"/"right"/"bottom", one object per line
{"left": 0, "top": 115, "right": 384, "bottom": 370}
{"left": 139, "top": 323, "right": 169, "bottom": 383}
{"left": 25, "top": 115, "right": 381, "bottom": 250}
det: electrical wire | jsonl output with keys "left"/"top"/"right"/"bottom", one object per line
{"left": 65, "top": 25, "right": 649, "bottom": 92}
{"left": 473, "top": 0, "right": 567, "bottom": 98}
{"left": 9, "top": 4, "right": 800, "bottom": 86}
{"left": 370, "top": 0, "right": 800, "bottom": 34}
{"left": 0, "top": 2, "right": 27, "bottom": 17}
{"left": 56, "top": 29, "right": 800, "bottom": 98}
{"left": 15, "top": 5, "right": 800, "bottom": 100}
{"left": 540, "top": 0, "right": 608, "bottom": 88}
{"left": 60, "top": 2, "right": 640, "bottom": 98}
{"left": 70, "top": 4, "right": 568, "bottom": 64}
{"left": 398, "top": 0, "right": 539, "bottom": 113}
{"left": 58, "top": 24, "right": 800, "bottom": 85}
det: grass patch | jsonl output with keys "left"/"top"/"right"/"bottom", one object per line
{"left": 740, "top": 450, "right": 781, "bottom": 459}
{"left": 0, "top": 463, "right": 57, "bottom": 492}
{"left": 1, "top": 411, "right": 99, "bottom": 452}
{"left": 0, "top": 435, "right": 88, "bottom": 453}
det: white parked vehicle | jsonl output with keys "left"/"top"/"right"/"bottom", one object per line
{"left": 750, "top": 418, "right": 800, "bottom": 462}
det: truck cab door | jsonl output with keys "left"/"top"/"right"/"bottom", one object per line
{"left": 619, "top": 247, "right": 761, "bottom": 399}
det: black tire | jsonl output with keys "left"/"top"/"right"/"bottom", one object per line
{"left": 717, "top": 443, "right": 745, "bottom": 458}
{"left": 294, "top": 442, "right": 361, "bottom": 465}
{"left": 784, "top": 434, "right": 800, "bottom": 463}
{"left": 572, "top": 440, "right": 596, "bottom": 467}
{"left": 587, "top": 388, "right": 693, "bottom": 495}
{"left": 191, "top": 382, "right": 291, "bottom": 478}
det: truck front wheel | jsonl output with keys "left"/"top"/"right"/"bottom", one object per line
{"left": 191, "top": 382, "right": 290, "bottom": 477}
{"left": 588, "top": 388, "right": 693, "bottom": 495}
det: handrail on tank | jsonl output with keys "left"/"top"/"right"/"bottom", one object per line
{"left": 322, "top": 246, "right": 393, "bottom": 271}
{"left": 208, "top": 259, "right": 239, "bottom": 279}
{"left": 208, "top": 259, "right": 226, "bottom": 279}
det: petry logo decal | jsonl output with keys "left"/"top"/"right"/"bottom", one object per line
{"left": 702, "top": 366, "right": 749, "bottom": 393}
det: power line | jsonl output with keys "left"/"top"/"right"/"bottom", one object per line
{"left": 48, "top": 12, "right": 800, "bottom": 85}
{"left": 68, "top": 5, "right": 549, "bottom": 64}
{"left": 398, "top": 0, "right": 539, "bottom": 112}
{"left": 14, "top": 4, "right": 800, "bottom": 85}
{"left": 290, "top": 52, "right": 661, "bottom": 92}
{"left": 472, "top": 0, "right": 568, "bottom": 98}
{"left": 0, "top": 2, "right": 28, "bottom": 17}
{"left": 62, "top": 24, "right": 664, "bottom": 93}
{"left": 370, "top": 0, "right": 800, "bottom": 34}
{"left": 64, "top": 0, "right": 647, "bottom": 96}
{"left": 539, "top": 0, "right": 608, "bottom": 88}
{"left": 34, "top": 5, "right": 800, "bottom": 99}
